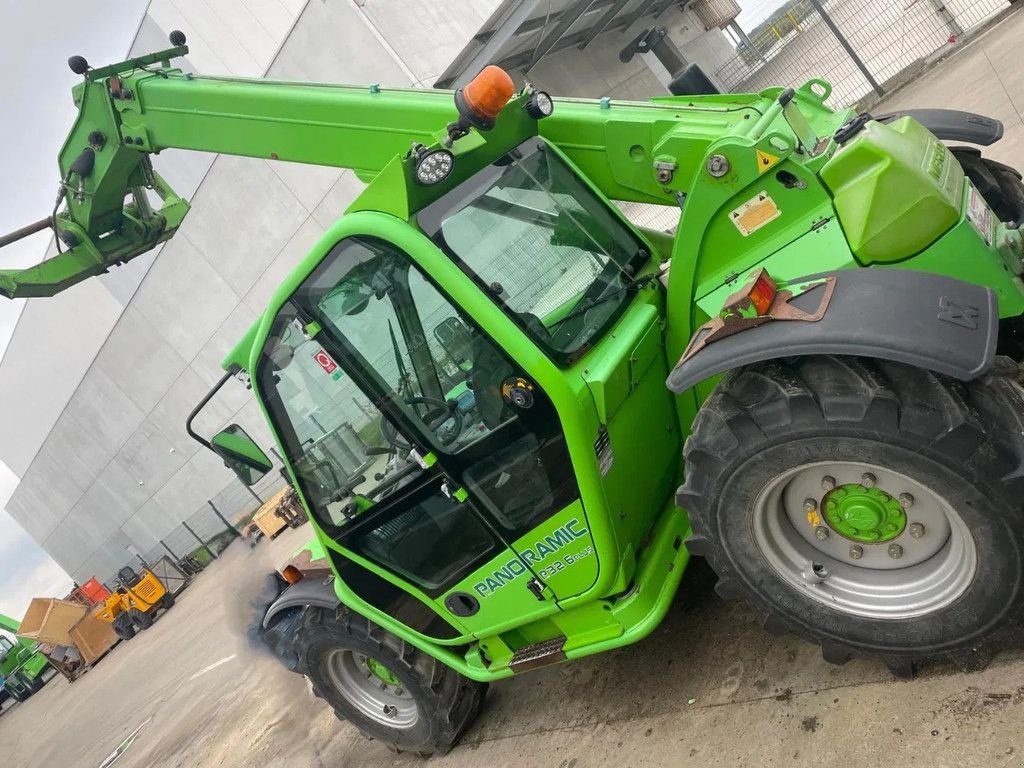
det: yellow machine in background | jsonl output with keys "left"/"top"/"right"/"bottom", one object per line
{"left": 96, "top": 567, "right": 174, "bottom": 640}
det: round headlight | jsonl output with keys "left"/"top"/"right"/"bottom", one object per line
{"left": 414, "top": 148, "right": 455, "bottom": 186}
{"left": 526, "top": 90, "right": 554, "bottom": 119}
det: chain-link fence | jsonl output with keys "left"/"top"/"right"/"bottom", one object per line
{"left": 145, "top": 472, "right": 286, "bottom": 563}
{"left": 716, "top": 0, "right": 1011, "bottom": 107}
{"left": 95, "top": 469, "right": 290, "bottom": 587}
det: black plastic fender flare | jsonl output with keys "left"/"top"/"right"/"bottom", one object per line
{"left": 667, "top": 269, "right": 998, "bottom": 393}
{"left": 262, "top": 577, "right": 340, "bottom": 629}
{"left": 253, "top": 575, "right": 341, "bottom": 673}
{"left": 875, "top": 108, "right": 1003, "bottom": 146}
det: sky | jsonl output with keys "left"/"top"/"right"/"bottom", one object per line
{"left": 0, "top": 0, "right": 148, "bottom": 623}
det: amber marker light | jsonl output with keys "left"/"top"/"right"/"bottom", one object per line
{"left": 455, "top": 65, "right": 515, "bottom": 130}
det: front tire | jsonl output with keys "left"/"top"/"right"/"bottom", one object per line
{"left": 113, "top": 613, "right": 137, "bottom": 641}
{"left": 130, "top": 608, "right": 154, "bottom": 631}
{"left": 294, "top": 609, "right": 486, "bottom": 755}
{"left": 680, "top": 356, "right": 1024, "bottom": 674}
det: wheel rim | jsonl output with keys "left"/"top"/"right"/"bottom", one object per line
{"left": 751, "top": 460, "right": 977, "bottom": 619}
{"left": 324, "top": 650, "right": 419, "bottom": 729}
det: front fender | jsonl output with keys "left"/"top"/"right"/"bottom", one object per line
{"left": 667, "top": 269, "right": 997, "bottom": 393}
{"left": 249, "top": 573, "right": 340, "bottom": 672}
{"left": 262, "top": 577, "right": 340, "bottom": 629}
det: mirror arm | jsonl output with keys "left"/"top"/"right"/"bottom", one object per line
{"left": 186, "top": 369, "right": 235, "bottom": 450}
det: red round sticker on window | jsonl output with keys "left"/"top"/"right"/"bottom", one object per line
{"left": 313, "top": 348, "right": 338, "bottom": 375}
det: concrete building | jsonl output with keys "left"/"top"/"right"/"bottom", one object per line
{"left": 0, "top": 0, "right": 735, "bottom": 584}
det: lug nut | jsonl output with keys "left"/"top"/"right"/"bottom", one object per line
{"left": 861, "top": 472, "right": 876, "bottom": 488}
{"left": 814, "top": 526, "right": 830, "bottom": 541}
{"left": 899, "top": 493, "right": 914, "bottom": 509}
{"left": 888, "top": 543, "right": 904, "bottom": 559}
{"left": 849, "top": 544, "right": 864, "bottom": 560}
{"left": 803, "top": 498, "right": 818, "bottom": 513}
{"left": 821, "top": 475, "right": 836, "bottom": 491}
{"left": 909, "top": 522, "right": 925, "bottom": 538}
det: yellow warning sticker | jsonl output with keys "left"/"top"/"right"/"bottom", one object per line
{"left": 756, "top": 149, "right": 782, "bottom": 174}
{"left": 731, "top": 192, "right": 781, "bottom": 237}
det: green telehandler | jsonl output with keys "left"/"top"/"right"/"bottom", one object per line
{"left": 0, "top": 613, "right": 50, "bottom": 705}
{"left": 3, "top": 32, "right": 1024, "bottom": 753}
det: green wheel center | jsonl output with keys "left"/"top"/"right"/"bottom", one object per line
{"left": 823, "top": 484, "right": 906, "bottom": 543}
{"left": 364, "top": 657, "right": 400, "bottom": 686}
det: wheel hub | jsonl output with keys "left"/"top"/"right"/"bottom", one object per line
{"left": 752, "top": 460, "right": 977, "bottom": 619}
{"left": 823, "top": 484, "right": 906, "bottom": 543}
{"left": 324, "top": 650, "right": 419, "bottom": 729}
{"left": 365, "top": 656, "right": 401, "bottom": 687}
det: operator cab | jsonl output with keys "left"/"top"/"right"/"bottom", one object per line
{"left": 194, "top": 84, "right": 673, "bottom": 645}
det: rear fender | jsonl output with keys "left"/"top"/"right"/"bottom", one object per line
{"left": 667, "top": 269, "right": 998, "bottom": 392}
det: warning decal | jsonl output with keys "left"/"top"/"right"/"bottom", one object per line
{"left": 731, "top": 192, "right": 781, "bottom": 237}
{"left": 756, "top": 149, "right": 782, "bottom": 174}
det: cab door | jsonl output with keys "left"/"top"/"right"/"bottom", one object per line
{"left": 256, "top": 235, "right": 596, "bottom": 641}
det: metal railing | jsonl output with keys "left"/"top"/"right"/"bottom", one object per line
{"left": 716, "top": 0, "right": 1011, "bottom": 107}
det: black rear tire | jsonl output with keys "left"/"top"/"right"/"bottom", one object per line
{"left": 161, "top": 592, "right": 176, "bottom": 611}
{"left": 680, "top": 356, "right": 1024, "bottom": 675}
{"left": 130, "top": 608, "right": 154, "bottom": 631}
{"left": 293, "top": 608, "right": 486, "bottom": 755}
{"left": 950, "top": 146, "right": 1024, "bottom": 223}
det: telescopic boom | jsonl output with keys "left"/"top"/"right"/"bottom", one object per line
{"left": 1, "top": 31, "right": 829, "bottom": 300}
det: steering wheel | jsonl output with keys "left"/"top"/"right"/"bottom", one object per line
{"left": 380, "top": 395, "right": 465, "bottom": 449}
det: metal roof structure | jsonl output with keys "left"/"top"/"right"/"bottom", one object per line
{"left": 435, "top": 0, "right": 688, "bottom": 88}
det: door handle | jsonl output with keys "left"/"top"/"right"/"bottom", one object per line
{"left": 526, "top": 577, "right": 547, "bottom": 602}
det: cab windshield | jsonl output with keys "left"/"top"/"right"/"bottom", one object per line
{"left": 419, "top": 137, "right": 649, "bottom": 364}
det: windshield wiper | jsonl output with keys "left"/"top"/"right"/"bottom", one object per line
{"left": 549, "top": 273, "right": 657, "bottom": 329}
{"left": 388, "top": 319, "right": 414, "bottom": 396}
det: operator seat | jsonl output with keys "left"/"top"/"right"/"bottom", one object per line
{"left": 118, "top": 566, "right": 142, "bottom": 589}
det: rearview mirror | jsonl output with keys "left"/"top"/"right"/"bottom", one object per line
{"left": 211, "top": 424, "right": 273, "bottom": 486}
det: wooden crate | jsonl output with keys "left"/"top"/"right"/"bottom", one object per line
{"left": 18, "top": 598, "right": 88, "bottom": 646}
{"left": 69, "top": 609, "right": 118, "bottom": 665}
{"left": 252, "top": 487, "right": 291, "bottom": 538}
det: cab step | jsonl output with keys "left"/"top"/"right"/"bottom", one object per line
{"left": 508, "top": 636, "right": 567, "bottom": 673}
